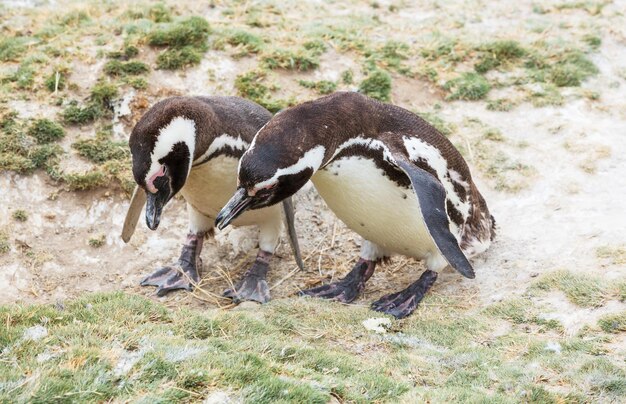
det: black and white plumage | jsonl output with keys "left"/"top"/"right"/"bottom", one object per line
{"left": 126, "top": 96, "right": 303, "bottom": 301}
{"left": 216, "top": 91, "right": 495, "bottom": 318}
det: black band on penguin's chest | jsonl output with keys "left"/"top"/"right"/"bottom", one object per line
{"left": 330, "top": 144, "right": 411, "bottom": 189}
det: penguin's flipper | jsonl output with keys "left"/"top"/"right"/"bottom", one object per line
{"left": 281, "top": 197, "right": 305, "bottom": 271}
{"left": 394, "top": 158, "right": 475, "bottom": 279}
{"left": 122, "top": 185, "right": 147, "bottom": 243}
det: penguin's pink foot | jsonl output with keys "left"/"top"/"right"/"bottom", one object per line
{"left": 141, "top": 232, "right": 203, "bottom": 297}
{"left": 223, "top": 251, "right": 271, "bottom": 303}
{"left": 371, "top": 270, "right": 437, "bottom": 319}
{"left": 299, "top": 258, "right": 376, "bottom": 303}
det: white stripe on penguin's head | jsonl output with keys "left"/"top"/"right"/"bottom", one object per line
{"left": 144, "top": 116, "right": 196, "bottom": 188}
{"left": 251, "top": 145, "right": 325, "bottom": 193}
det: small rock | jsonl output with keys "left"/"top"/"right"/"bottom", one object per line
{"left": 362, "top": 317, "right": 392, "bottom": 334}
{"left": 23, "top": 325, "right": 48, "bottom": 341}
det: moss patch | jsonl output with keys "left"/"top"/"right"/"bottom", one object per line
{"left": 444, "top": 72, "right": 490, "bottom": 100}
{"left": 103, "top": 60, "right": 149, "bottom": 76}
{"left": 61, "top": 102, "right": 102, "bottom": 125}
{"left": 598, "top": 312, "right": 626, "bottom": 333}
{"left": 359, "top": 69, "right": 392, "bottom": 101}
{"left": 12, "top": 209, "right": 28, "bottom": 222}
{"left": 298, "top": 79, "right": 337, "bottom": 95}
{"left": 234, "top": 69, "right": 291, "bottom": 113}
{"left": 262, "top": 48, "right": 321, "bottom": 71}
{"left": 531, "top": 270, "right": 607, "bottom": 308}
{"left": 27, "top": 119, "right": 65, "bottom": 144}
{"left": 147, "top": 16, "right": 210, "bottom": 70}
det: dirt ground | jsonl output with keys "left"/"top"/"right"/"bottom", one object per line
{"left": 1, "top": 0, "right": 625, "bottom": 338}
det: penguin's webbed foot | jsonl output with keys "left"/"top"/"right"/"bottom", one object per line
{"left": 223, "top": 251, "right": 271, "bottom": 304}
{"left": 371, "top": 270, "right": 437, "bottom": 319}
{"left": 140, "top": 259, "right": 201, "bottom": 297}
{"left": 299, "top": 258, "right": 376, "bottom": 304}
{"left": 140, "top": 234, "right": 203, "bottom": 297}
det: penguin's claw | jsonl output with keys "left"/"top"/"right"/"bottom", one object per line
{"left": 140, "top": 263, "right": 200, "bottom": 297}
{"left": 370, "top": 270, "right": 438, "bottom": 319}
{"left": 223, "top": 255, "right": 271, "bottom": 304}
{"left": 299, "top": 258, "right": 377, "bottom": 304}
{"left": 299, "top": 280, "right": 363, "bottom": 303}
{"left": 223, "top": 275, "right": 270, "bottom": 303}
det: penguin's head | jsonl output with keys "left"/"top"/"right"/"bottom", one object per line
{"left": 215, "top": 133, "right": 325, "bottom": 230}
{"left": 129, "top": 103, "right": 196, "bottom": 231}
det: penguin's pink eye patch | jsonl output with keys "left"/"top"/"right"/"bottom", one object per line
{"left": 146, "top": 165, "right": 166, "bottom": 194}
{"left": 249, "top": 182, "right": 276, "bottom": 196}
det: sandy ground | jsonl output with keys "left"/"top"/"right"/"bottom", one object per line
{"left": 1, "top": 0, "right": 625, "bottom": 336}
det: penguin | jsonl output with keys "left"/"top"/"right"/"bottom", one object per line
{"left": 126, "top": 96, "right": 304, "bottom": 302}
{"left": 215, "top": 91, "right": 495, "bottom": 319}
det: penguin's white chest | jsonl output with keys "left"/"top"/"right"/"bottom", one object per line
{"left": 181, "top": 155, "right": 280, "bottom": 226}
{"left": 312, "top": 156, "right": 437, "bottom": 259}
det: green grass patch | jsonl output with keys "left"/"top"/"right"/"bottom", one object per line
{"left": 359, "top": 68, "right": 392, "bottom": 101}
{"left": 61, "top": 101, "right": 102, "bottom": 125}
{"left": 0, "top": 113, "right": 63, "bottom": 174}
{"left": 72, "top": 134, "right": 129, "bottom": 164}
{"left": 0, "top": 229, "right": 9, "bottom": 254}
{"left": 365, "top": 40, "right": 410, "bottom": 73}
{"left": 44, "top": 68, "right": 68, "bottom": 92}
{"left": 234, "top": 69, "right": 291, "bottom": 113}
{"left": 27, "top": 119, "right": 65, "bottom": 144}
{"left": 107, "top": 45, "right": 140, "bottom": 60}
{"left": 62, "top": 171, "right": 107, "bottom": 191}
{"left": 531, "top": 270, "right": 607, "bottom": 308}
{"left": 1, "top": 291, "right": 623, "bottom": 401}
{"left": 474, "top": 40, "right": 526, "bottom": 73}
{"left": 103, "top": 60, "right": 149, "bottom": 76}
{"left": 262, "top": 48, "right": 321, "bottom": 71}
{"left": 89, "top": 81, "right": 119, "bottom": 109}
{"left": 148, "top": 16, "right": 210, "bottom": 48}
{"left": 156, "top": 46, "right": 202, "bottom": 70}
{"left": 216, "top": 29, "right": 264, "bottom": 56}
{"left": 12, "top": 210, "right": 28, "bottom": 222}
{"left": 147, "top": 16, "right": 210, "bottom": 70}
{"left": 0, "top": 36, "right": 31, "bottom": 62}
{"left": 598, "top": 311, "right": 626, "bottom": 333}
{"left": 596, "top": 245, "right": 626, "bottom": 265}
{"left": 444, "top": 72, "right": 491, "bottom": 100}
{"left": 487, "top": 98, "right": 516, "bottom": 111}
{"left": 298, "top": 79, "right": 337, "bottom": 95}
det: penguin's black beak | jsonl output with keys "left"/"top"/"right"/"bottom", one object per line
{"left": 215, "top": 188, "right": 252, "bottom": 230}
{"left": 145, "top": 175, "right": 172, "bottom": 230}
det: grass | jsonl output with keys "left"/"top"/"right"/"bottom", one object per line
{"left": 262, "top": 48, "right": 321, "bottom": 71}
{"left": 234, "top": 69, "right": 291, "bottom": 113}
{"left": 359, "top": 69, "right": 392, "bottom": 101}
{"left": 474, "top": 40, "right": 526, "bottom": 73}
{"left": 1, "top": 291, "right": 623, "bottom": 402}
{"left": 0, "top": 229, "right": 9, "bottom": 254}
{"left": 44, "top": 68, "right": 67, "bottom": 92}
{"left": 0, "top": 113, "right": 63, "bottom": 174}
{"left": 531, "top": 270, "right": 608, "bottom": 308}
{"left": 298, "top": 79, "right": 337, "bottom": 95}
{"left": 444, "top": 72, "right": 491, "bottom": 100}
{"left": 597, "top": 312, "right": 626, "bottom": 333}
{"left": 0, "top": 36, "right": 30, "bottom": 62}
{"left": 89, "top": 81, "right": 119, "bottom": 109}
{"left": 88, "top": 234, "right": 105, "bottom": 248}
{"left": 596, "top": 245, "right": 626, "bottom": 265}
{"left": 12, "top": 210, "right": 28, "bottom": 222}
{"left": 103, "top": 60, "right": 149, "bottom": 76}
{"left": 147, "top": 16, "right": 210, "bottom": 70}
{"left": 216, "top": 29, "right": 264, "bottom": 56}
{"left": 61, "top": 101, "right": 102, "bottom": 125}
{"left": 72, "top": 134, "right": 129, "bottom": 163}
{"left": 27, "top": 119, "right": 64, "bottom": 144}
